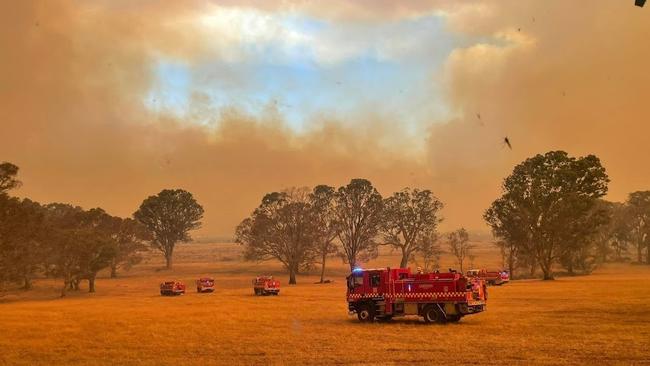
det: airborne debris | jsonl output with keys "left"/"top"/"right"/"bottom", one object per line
{"left": 504, "top": 137, "right": 512, "bottom": 150}
{"left": 635, "top": 0, "right": 646, "bottom": 7}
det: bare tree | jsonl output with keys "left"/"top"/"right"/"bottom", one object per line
{"left": 413, "top": 230, "right": 441, "bottom": 272}
{"left": 309, "top": 185, "right": 339, "bottom": 283}
{"left": 133, "top": 189, "right": 204, "bottom": 269}
{"left": 334, "top": 179, "right": 384, "bottom": 271}
{"left": 382, "top": 188, "right": 443, "bottom": 268}
{"left": 236, "top": 189, "right": 316, "bottom": 284}
{"left": 447, "top": 228, "right": 472, "bottom": 273}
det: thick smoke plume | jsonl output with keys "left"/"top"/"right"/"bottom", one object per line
{"left": 2, "top": 1, "right": 649, "bottom": 236}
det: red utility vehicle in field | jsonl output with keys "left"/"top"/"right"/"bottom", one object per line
{"left": 347, "top": 268, "right": 487, "bottom": 323}
{"left": 196, "top": 277, "right": 215, "bottom": 293}
{"left": 252, "top": 275, "right": 280, "bottom": 296}
{"left": 466, "top": 269, "right": 508, "bottom": 285}
{"left": 160, "top": 280, "right": 186, "bottom": 296}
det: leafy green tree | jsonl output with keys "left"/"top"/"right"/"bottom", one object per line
{"left": 0, "top": 162, "right": 21, "bottom": 194}
{"left": 334, "top": 179, "right": 384, "bottom": 271}
{"left": 133, "top": 189, "right": 204, "bottom": 269}
{"left": 0, "top": 196, "right": 46, "bottom": 289}
{"left": 484, "top": 196, "right": 530, "bottom": 279}
{"left": 74, "top": 208, "right": 118, "bottom": 292}
{"left": 382, "top": 188, "right": 443, "bottom": 268}
{"left": 485, "top": 151, "right": 609, "bottom": 280}
{"left": 627, "top": 191, "right": 650, "bottom": 264}
{"left": 108, "top": 217, "right": 149, "bottom": 278}
{"left": 43, "top": 203, "right": 92, "bottom": 296}
{"left": 236, "top": 189, "right": 317, "bottom": 284}
{"left": 558, "top": 203, "right": 609, "bottom": 274}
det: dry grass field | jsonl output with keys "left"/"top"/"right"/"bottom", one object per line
{"left": 1, "top": 242, "right": 649, "bottom": 366}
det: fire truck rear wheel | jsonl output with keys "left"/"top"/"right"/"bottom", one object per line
{"left": 423, "top": 305, "right": 445, "bottom": 324}
{"left": 357, "top": 304, "right": 375, "bottom": 322}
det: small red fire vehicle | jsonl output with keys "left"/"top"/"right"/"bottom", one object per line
{"left": 252, "top": 275, "right": 280, "bottom": 296}
{"left": 499, "top": 270, "right": 510, "bottom": 283}
{"left": 160, "top": 280, "right": 186, "bottom": 296}
{"left": 347, "top": 268, "right": 487, "bottom": 323}
{"left": 466, "top": 269, "right": 507, "bottom": 285}
{"left": 196, "top": 277, "right": 215, "bottom": 293}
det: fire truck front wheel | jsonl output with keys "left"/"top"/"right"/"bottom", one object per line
{"left": 356, "top": 303, "right": 375, "bottom": 322}
{"left": 423, "top": 305, "right": 446, "bottom": 324}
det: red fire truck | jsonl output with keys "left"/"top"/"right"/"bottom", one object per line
{"left": 252, "top": 275, "right": 280, "bottom": 296}
{"left": 160, "top": 280, "right": 186, "bottom": 296}
{"left": 347, "top": 268, "right": 487, "bottom": 323}
{"left": 466, "top": 269, "right": 508, "bottom": 285}
{"left": 196, "top": 277, "right": 215, "bottom": 293}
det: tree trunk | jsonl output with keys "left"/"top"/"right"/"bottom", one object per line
{"left": 638, "top": 242, "right": 643, "bottom": 263}
{"left": 400, "top": 248, "right": 408, "bottom": 269}
{"left": 289, "top": 264, "right": 297, "bottom": 285}
{"left": 110, "top": 262, "right": 118, "bottom": 278}
{"left": 165, "top": 252, "right": 173, "bottom": 269}
{"left": 319, "top": 252, "right": 327, "bottom": 283}
{"left": 61, "top": 275, "right": 70, "bottom": 297}
{"left": 349, "top": 260, "right": 357, "bottom": 272}
{"left": 567, "top": 257, "right": 575, "bottom": 276}
{"left": 22, "top": 276, "right": 32, "bottom": 290}
{"left": 88, "top": 275, "right": 96, "bottom": 293}
{"left": 540, "top": 261, "right": 554, "bottom": 280}
{"left": 529, "top": 262, "right": 536, "bottom": 277}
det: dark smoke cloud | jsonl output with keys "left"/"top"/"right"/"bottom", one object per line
{"left": 2, "top": 1, "right": 649, "bottom": 236}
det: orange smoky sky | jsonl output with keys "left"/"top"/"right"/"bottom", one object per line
{"left": 1, "top": 1, "right": 649, "bottom": 237}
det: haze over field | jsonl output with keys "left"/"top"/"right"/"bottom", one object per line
{"left": 2, "top": 1, "right": 649, "bottom": 236}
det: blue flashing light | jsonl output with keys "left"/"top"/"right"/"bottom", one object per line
{"left": 352, "top": 267, "right": 363, "bottom": 273}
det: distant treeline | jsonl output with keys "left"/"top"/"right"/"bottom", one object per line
{"left": 2, "top": 149, "right": 649, "bottom": 294}
{"left": 0, "top": 162, "right": 204, "bottom": 296}
{"left": 236, "top": 150, "right": 650, "bottom": 283}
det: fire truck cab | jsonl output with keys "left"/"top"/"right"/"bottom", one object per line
{"left": 347, "top": 268, "right": 487, "bottom": 323}
{"left": 252, "top": 275, "right": 280, "bottom": 296}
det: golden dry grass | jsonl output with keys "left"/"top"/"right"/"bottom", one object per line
{"left": 1, "top": 242, "right": 649, "bottom": 366}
